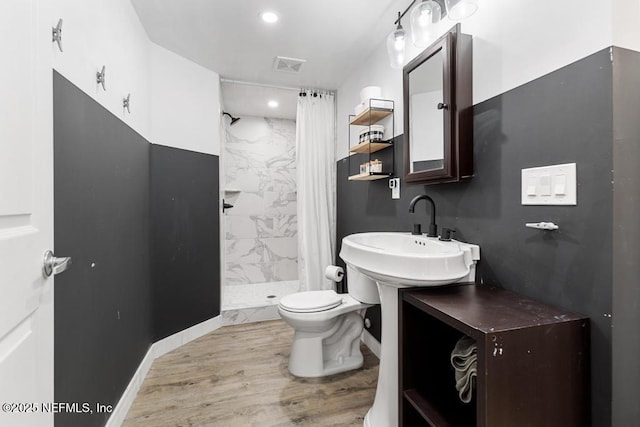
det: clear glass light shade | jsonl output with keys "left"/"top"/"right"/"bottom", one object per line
{"left": 445, "top": 0, "right": 478, "bottom": 21}
{"left": 386, "top": 26, "right": 406, "bottom": 69}
{"left": 410, "top": 0, "right": 441, "bottom": 48}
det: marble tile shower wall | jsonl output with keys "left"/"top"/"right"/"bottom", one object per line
{"left": 224, "top": 117, "right": 298, "bottom": 286}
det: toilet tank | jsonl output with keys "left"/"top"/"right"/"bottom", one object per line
{"left": 346, "top": 265, "right": 380, "bottom": 304}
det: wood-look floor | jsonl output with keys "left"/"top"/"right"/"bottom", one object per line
{"left": 123, "top": 320, "right": 379, "bottom": 426}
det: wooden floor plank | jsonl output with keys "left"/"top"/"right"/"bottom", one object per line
{"left": 123, "top": 320, "right": 379, "bottom": 426}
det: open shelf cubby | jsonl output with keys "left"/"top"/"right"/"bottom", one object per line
{"left": 399, "top": 284, "right": 590, "bottom": 427}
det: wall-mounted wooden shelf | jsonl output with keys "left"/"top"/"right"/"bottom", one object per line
{"left": 347, "top": 172, "right": 391, "bottom": 181}
{"left": 347, "top": 99, "right": 395, "bottom": 181}
{"left": 350, "top": 107, "right": 393, "bottom": 126}
{"left": 349, "top": 140, "right": 393, "bottom": 154}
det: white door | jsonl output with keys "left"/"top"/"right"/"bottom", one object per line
{"left": 0, "top": 1, "right": 54, "bottom": 426}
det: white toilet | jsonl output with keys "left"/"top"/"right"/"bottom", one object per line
{"left": 278, "top": 266, "right": 380, "bottom": 377}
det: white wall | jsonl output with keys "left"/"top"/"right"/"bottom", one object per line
{"left": 47, "top": 0, "right": 152, "bottom": 139}
{"left": 45, "top": 0, "right": 221, "bottom": 155}
{"left": 337, "top": 0, "right": 618, "bottom": 159}
{"left": 150, "top": 44, "right": 221, "bottom": 155}
{"left": 613, "top": 0, "right": 640, "bottom": 52}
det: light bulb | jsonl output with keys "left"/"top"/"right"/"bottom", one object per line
{"left": 393, "top": 29, "right": 406, "bottom": 51}
{"left": 386, "top": 27, "right": 406, "bottom": 68}
{"left": 386, "top": 11, "right": 407, "bottom": 69}
{"left": 445, "top": 0, "right": 478, "bottom": 21}
{"left": 410, "top": 0, "right": 441, "bottom": 48}
{"left": 417, "top": 11, "right": 430, "bottom": 26}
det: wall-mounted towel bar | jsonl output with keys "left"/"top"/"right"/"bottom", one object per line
{"left": 525, "top": 222, "right": 559, "bottom": 231}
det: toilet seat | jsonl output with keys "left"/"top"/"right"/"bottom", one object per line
{"left": 279, "top": 290, "right": 343, "bottom": 313}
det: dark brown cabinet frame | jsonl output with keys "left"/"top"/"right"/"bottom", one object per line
{"left": 399, "top": 284, "right": 590, "bottom": 426}
{"left": 403, "top": 23, "right": 473, "bottom": 184}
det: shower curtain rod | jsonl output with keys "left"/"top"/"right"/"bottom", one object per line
{"left": 220, "top": 78, "right": 334, "bottom": 94}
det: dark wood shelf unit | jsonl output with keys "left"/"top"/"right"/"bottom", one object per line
{"left": 399, "top": 284, "right": 590, "bottom": 427}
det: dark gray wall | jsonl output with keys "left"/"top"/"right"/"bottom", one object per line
{"left": 54, "top": 72, "right": 152, "bottom": 427}
{"left": 611, "top": 47, "right": 640, "bottom": 426}
{"left": 337, "top": 49, "right": 614, "bottom": 426}
{"left": 151, "top": 145, "right": 221, "bottom": 340}
{"left": 53, "top": 72, "right": 221, "bottom": 426}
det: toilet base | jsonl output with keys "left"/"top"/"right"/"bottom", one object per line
{"left": 309, "top": 353, "right": 364, "bottom": 377}
{"left": 287, "top": 311, "right": 365, "bottom": 378}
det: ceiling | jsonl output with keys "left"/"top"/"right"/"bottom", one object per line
{"left": 131, "top": 0, "right": 406, "bottom": 119}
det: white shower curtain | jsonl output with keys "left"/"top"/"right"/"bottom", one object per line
{"left": 296, "top": 92, "right": 336, "bottom": 291}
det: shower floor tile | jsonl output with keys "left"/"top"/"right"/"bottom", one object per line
{"left": 222, "top": 280, "right": 299, "bottom": 310}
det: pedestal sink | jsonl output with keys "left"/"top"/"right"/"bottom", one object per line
{"left": 339, "top": 232, "right": 480, "bottom": 427}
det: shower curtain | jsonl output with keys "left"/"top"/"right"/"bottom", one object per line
{"left": 296, "top": 92, "right": 336, "bottom": 291}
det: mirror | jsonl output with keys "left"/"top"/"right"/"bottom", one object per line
{"left": 409, "top": 47, "right": 445, "bottom": 174}
{"left": 403, "top": 24, "right": 473, "bottom": 184}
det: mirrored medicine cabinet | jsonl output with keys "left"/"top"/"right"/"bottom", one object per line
{"left": 403, "top": 23, "right": 473, "bottom": 184}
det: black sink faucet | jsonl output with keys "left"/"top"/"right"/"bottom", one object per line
{"left": 408, "top": 195, "right": 438, "bottom": 237}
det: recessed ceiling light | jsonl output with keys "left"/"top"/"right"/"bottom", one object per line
{"left": 261, "top": 11, "right": 279, "bottom": 24}
{"left": 268, "top": 100, "right": 279, "bottom": 108}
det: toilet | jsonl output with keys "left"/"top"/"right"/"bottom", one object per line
{"left": 278, "top": 266, "right": 380, "bottom": 378}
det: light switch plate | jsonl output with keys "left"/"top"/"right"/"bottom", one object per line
{"left": 521, "top": 163, "right": 576, "bottom": 205}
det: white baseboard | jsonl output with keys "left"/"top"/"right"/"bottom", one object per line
{"left": 106, "top": 315, "right": 223, "bottom": 427}
{"left": 153, "top": 316, "right": 223, "bottom": 358}
{"left": 104, "top": 345, "right": 155, "bottom": 427}
{"left": 362, "top": 329, "right": 381, "bottom": 360}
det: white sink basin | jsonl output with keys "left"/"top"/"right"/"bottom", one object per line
{"left": 339, "top": 231, "right": 481, "bottom": 427}
{"left": 340, "top": 233, "right": 480, "bottom": 427}
{"left": 340, "top": 232, "right": 480, "bottom": 287}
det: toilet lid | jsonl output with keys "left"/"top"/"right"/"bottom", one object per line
{"left": 279, "top": 290, "right": 343, "bottom": 313}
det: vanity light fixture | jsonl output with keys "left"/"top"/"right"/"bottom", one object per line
{"left": 386, "top": 11, "right": 406, "bottom": 69}
{"left": 260, "top": 11, "right": 279, "bottom": 24}
{"left": 387, "top": 0, "right": 479, "bottom": 68}
{"left": 267, "top": 100, "right": 279, "bottom": 108}
{"left": 410, "top": 0, "right": 442, "bottom": 48}
{"left": 444, "top": 0, "right": 478, "bottom": 21}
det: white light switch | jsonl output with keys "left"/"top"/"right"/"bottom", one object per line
{"left": 554, "top": 174, "right": 566, "bottom": 195}
{"left": 521, "top": 163, "right": 576, "bottom": 205}
{"left": 538, "top": 175, "right": 552, "bottom": 196}
{"left": 526, "top": 177, "right": 537, "bottom": 196}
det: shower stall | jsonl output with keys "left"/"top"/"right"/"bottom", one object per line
{"left": 220, "top": 115, "right": 299, "bottom": 324}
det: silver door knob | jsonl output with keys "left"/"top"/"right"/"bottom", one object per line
{"left": 43, "top": 250, "right": 71, "bottom": 277}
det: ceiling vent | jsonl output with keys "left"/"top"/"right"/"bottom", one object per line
{"left": 273, "top": 56, "right": 306, "bottom": 73}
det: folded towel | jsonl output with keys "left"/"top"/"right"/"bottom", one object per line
{"left": 451, "top": 336, "right": 476, "bottom": 361}
{"left": 451, "top": 335, "right": 477, "bottom": 404}
{"left": 452, "top": 351, "right": 477, "bottom": 372}
{"left": 455, "top": 364, "right": 477, "bottom": 403}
